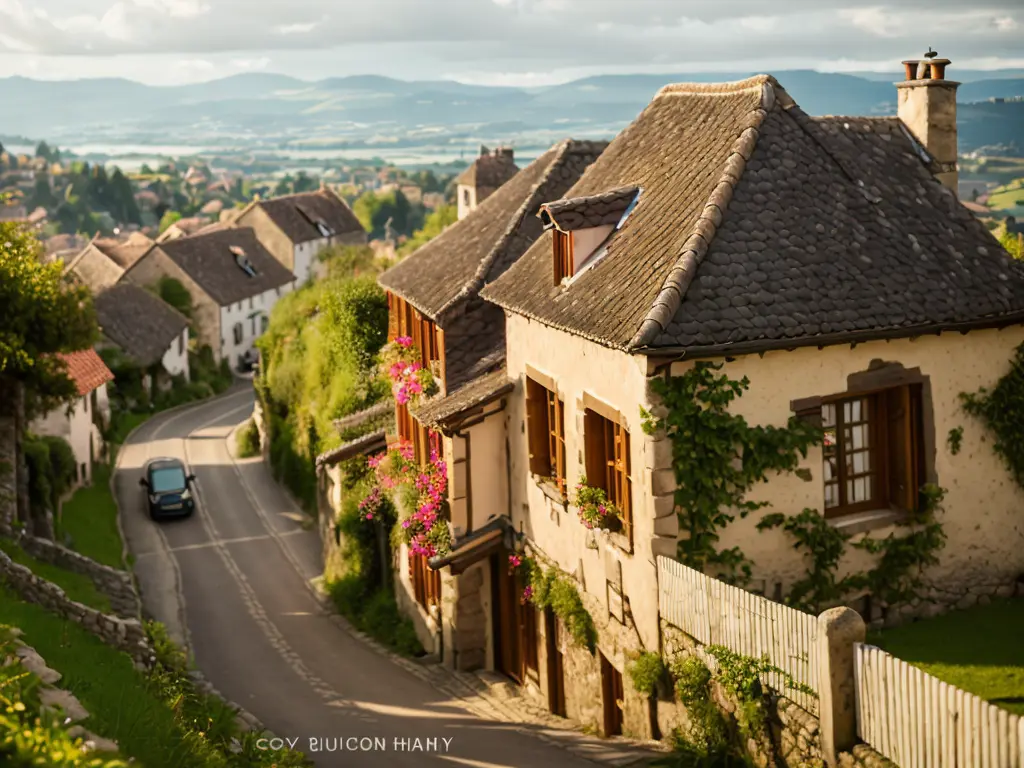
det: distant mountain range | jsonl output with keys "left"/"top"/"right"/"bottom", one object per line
{"left": 2, "top": 69, "right": 1022, "bottom": 161}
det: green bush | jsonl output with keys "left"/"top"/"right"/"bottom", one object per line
{"left": 326, "top": 576, "right": 424, "bottom": 658}
{"left": 156, "top": 277, "right": 192, "bottom": 319}
{"left": 189, "top": 345, "right": 233, "bottom": 394}
{"left": 628, "top": 651, "right": 668, "bottom": 697}
{"left": 24, "top": 434, "right": 78, "bottom": 516}
{"left": 529, "top": 566, "right": 597, "bottom": 653}
{"left": 236, "top": 419, "right": 261, "bottom": 458}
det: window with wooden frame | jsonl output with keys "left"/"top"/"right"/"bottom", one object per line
{"left": 410, "top": 553, "right": 441, "bottom": 610}
{"left": 386, "top": 291, "right": 445, "bottom": 384}
{"left": 525, "top": 377, "right": 566, "bottom": 496}
{"left": 552, "top": 230, "right": 574, "bottom": 285}
{"left": 583, "top": 407, "right": 632, "bottom": 540}
{"left": 821, "top": 384, "right": 924, "bottom": 518}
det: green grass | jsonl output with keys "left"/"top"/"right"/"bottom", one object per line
{"left": 985, "top": 178, "right": 1024, "bottom": 210}
{"left": 327, "top": 576, "right": 424, "bottom": 658}
{"left": 0, "top": 587, "right": 214, "bottom": 767}
{"left": 869, "top": 598, "right": 1024, "bottom": 715}
{"left": 109, "top": 411, "right": 151, "bottom": 447}
{"left": 58, "top": 462, "right": 125, "bottom": 571}
{"left": 0, "top": 538, "right": 111, "bottom": 612}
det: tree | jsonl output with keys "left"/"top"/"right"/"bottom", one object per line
{"left": 293, "top": 171, "right": 317, "bottom": 193}
{"left": 0, "top": 218, "right": 98, "bottom": 411}
{"left": 109, "top": 168, "right": 141, "bottom": 225}
{"left": 35, "top": 141, "right": 52, "bottom": 162}
{"left": 27, "top": 177, "right": 58, "bottom": 211}
{"left": 159, "top": 210, "right": 182, "bottom": 233}
{"left": 398, "top": 204, "right": 457, "bottom": 255}
{"left": 352, "top": 189, "right": 422, "bottom": 240}
{"left": 274, "top": 174, "right": 295, "bottom": 197}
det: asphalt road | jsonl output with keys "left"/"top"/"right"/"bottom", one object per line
{"left": 115, "top": 385, "right": 621, "bottom": 768}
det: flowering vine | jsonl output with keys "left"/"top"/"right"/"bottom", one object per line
{"left": 380, "top": 336, "right": 437, "bottom": 406}
{"left": 363, "top": 439, "right": 453, "bottom": 559}
{"left": 508, "top": 553, "right": 536, "bottom": 604}
{"left": 571, "top": 477, "right": 622, "bottom": 532}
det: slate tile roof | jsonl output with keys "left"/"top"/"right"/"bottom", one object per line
{"left": 256, "top": 189, "right": 365, "bottom": 245}
{"left": 481, "top": 76, "right": 1024, "bottom": 356}
{"left": 412, "top": 366, "right": 514, "bottom": 429}
{"left": 455, "top": 148, "right": 519, "bottom": 189}
{"left": 540, "top": 185, "right": 639, "bottom": 231}
{"left": 94, "top": 284, "right": 189, "bottom": 367}
{"left": 57, "top": 349, "right": 114, "bottom": 396}
{"left": 380, "top": 139, "right": 608, "bottom": 322}
{"left": 154, "top": 227, "right": 295, "bottom": 306}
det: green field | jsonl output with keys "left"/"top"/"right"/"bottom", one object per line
{"left": 870, "top": 598, "right": 1024, "bottom": 716}
{"left": 985, "top": 178, "right": 1024, "bottom": 211}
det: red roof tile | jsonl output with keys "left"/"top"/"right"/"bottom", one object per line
{"left": 58, "top": 349, "right": 114, "bottom": 396}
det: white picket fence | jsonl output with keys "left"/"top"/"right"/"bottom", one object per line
{"left": 657, "top": 556, "right": 820, "bottom": 714}
{"left": 854, "top": 643, "right": 1024, "bottom": 768}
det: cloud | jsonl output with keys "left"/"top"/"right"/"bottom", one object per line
{"left": 0, "top": 0, "right": 1020, "bottom": 83}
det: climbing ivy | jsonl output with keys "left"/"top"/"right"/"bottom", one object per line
{"left": 643, "top": 362, "right": 822, "bottom": 583}
{"left": 525, "top": 562, "right": 598, "bottom": 654}
{"left": 946, "top": 427, "right": 963, "bottom": 456}
{"left": 760, "top": 485, "right": 947, "bottom": 613}
{"left": 757, "top": 508, "right": 853, "bottom": 614}
{"left": 960, "top": 341, "right": 1024, "bottom": 488}
{"left": 627, "top": 651, "right": 668, "bottom": 697}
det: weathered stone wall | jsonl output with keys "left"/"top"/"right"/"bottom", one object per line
{"left": 0, "top": 549, "right": 153, "bottom": 666}
{"left": 865, "top": 578, "right": 1021, "bottom": 631}
{"left": 448, "top": 561, "right": 488, "bottom": 671}
{"left": 0, "top": 525, "right": 138, "bottom": 619}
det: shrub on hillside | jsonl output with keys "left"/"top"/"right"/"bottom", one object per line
{"left": 236, "top": 419, "right": 261, "bottom": 458}
{"left": 24, "top": 434, "right": 77, "bottom": 515}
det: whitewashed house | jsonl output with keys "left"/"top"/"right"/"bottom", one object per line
{"left": 93, "top": 283, "right": 191, "bottom": 386}
{"left": 30, "top": 349, "right": 114, "bottom": 486}
{"left": 235, "top": 187, "right": 367, "bottom": 284}
{"left": 123, "top": 227, "right": 295, "bottom": 368}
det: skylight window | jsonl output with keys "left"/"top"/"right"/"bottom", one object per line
{"left": 230, "top": 245, "right": 258, "bottom": 278}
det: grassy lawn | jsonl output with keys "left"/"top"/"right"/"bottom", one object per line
{"left": 0, "top": 538, "right": 111, "bottom": 612}
{"left": 0, "top": 587, "right": 210, "bottom": 767}
{"left": 869, "top": 597, "right": 1024, "bottom": 716}
{"left": 986, "top": 179, "right": 1024, "bottom": 210}
{"left": 58, "top": 461, "right": 125, "bottom": 571}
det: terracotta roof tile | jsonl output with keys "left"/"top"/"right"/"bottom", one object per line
{"left": 58, "top": 349, "right": 114, "bottom": 396}
{"left": 481, "top": 76, "right": 1024, "bottom": 355}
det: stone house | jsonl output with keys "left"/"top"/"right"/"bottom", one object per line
{"left": 123, "top": 228, "right": 295, "bottom": 369}
{"left": 476, "top": 55, "right": 1024, "bottom": 739}
{"left": 234, "top": 187, "right": 367, "bottom": 285}
{"left": 455, "top": 146, "right": 519, "bottom": 221}
{"left": 93, "top": 283, "right": 191, "bottom": 386}
{"left": 374, "top": 139, "right": 607, "bottom": 666}
{"left": 30, "top": 349, "right": 113, "bottom": 487}
{"left": 63, "top": 233, "right": 155, "bottom": 292}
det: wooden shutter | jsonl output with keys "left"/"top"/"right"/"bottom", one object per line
{"left": 526, "top": 378, "right": 551, "bottom": 476}
{"left": 615, "top": 425, "right": 632, "bottom": 536}
{"left": 436, "top": 327, "right": 446, "bottom": 390}
{"left": 584, "top": 409, "right": 609, "bottom": 492}
{"left": 551, "top": 395, "right": 566, "bottom": 495}
{"left": 387, "top": 293, "right": 398, "bottom": 341}
{"left": 885, "top": 385, "right": 924, "bottom": 512}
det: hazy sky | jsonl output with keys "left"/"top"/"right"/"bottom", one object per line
{"left": 0, "top": 0, "right": 1021, "bottom": 85}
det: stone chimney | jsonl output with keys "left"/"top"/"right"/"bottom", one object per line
{"left": 495, "top": 146, "right": 514, "bottom": 162}
{"left": 896, "top": 49, "right": 959, "bottom": 194}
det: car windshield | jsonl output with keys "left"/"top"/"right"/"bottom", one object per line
{"left": 150, "top": 466, "right": 187, "bottom": 493}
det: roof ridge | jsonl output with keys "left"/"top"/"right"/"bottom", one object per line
{"left": 655, "top": 75, "right": 773, "bottom": 98}
{"left": 628, "top": 79, "right": 776, "bottom": 350}
{"left": 434, "top": 139, "right": 576, "bottom": 321}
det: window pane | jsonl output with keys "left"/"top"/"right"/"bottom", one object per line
{"left": 847, "top": 476, "right": 871, "bottom": 503}
{"left": 824, "top": 454, "right": 837, "bottom": 481}
{"left": 822, "top": 404, "right": 836, "bottom": 428}
{"left": 825, "top": 483, "right": 838, "bottom": 508}
{"left": 852, "top": 424, "right": 869, "bottom": 450}
{"left": 849, "top": 451, "right": 870, "bottom": 475}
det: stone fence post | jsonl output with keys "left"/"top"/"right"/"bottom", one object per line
{"left": 816, "top": 606, "right": 866, "bottom": 767}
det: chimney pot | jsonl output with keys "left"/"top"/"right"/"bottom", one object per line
{"left": 896, "top": 52, "right": 959, "bottom": 195}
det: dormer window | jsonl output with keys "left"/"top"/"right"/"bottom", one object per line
{"left": 230, "top": 245, "right": 258, "bottom": 277}
{"left": 538, "top": 185, "right": 640, "bottom": 285}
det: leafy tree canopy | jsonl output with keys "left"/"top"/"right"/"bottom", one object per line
{"left": 399, "top": 204, "right": 456, "bottom": 255}
{"left": 159, "top": 209, "right": 183, "bottom": 233}
{"left": 0, "top": 219, "right": 98, "bottom": 409}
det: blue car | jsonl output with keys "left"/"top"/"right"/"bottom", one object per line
{"left": 139, "top": 457, "right": 196, "bottom": 520}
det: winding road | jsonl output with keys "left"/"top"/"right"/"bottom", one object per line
{"left": 114, "top": 385, "right": 640, "bottom": 768}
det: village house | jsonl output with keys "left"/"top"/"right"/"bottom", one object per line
{"left": 473, "top": 54, "right": 1024, "bottom": 739}
{"left": 123, "top": 227, "right": 295, "bottom": 369}
{"left": 30, "top": 349, "right": 114, "bottom": 487}
{"left": 63, "top": 232, "right": 155, "bottom": 291}
{"left": 93, "top": 283, "right": 191, "bottom": 386}
{"left": 234, "top": 187, "right": 367, "bottom": 285}
{"left": 368, "top": 139, "right": 607, "bottom": 666}
{"left": 156, "top": 216, "right": 222, "bottom": 243}
{"left": 455, "top": 146, "right": 518, "bottom": 220}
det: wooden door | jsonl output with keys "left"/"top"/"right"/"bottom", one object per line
{"left": 601, "top": 653, "right": 624, "bottom": 736}
{"left": 545, "top": 608, "right": 566, "bottom": 717}
{"left": 491, "top": 553, "right": 522, "bottom": 683}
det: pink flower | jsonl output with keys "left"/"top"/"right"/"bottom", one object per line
{"left": 396, "top": 336, "right": 413, "bottom": 348}
{"left": 389, "top": 362, "right": 405, "bottom": 379}
{"left": 521, "top": 586, "right": 534, "bottom": 604}
{"left": 402, "top": 520, "right": 411, "bottom": 529}
{"left": 508, "top": 554, "right": 522, "bottom": 569}
{"left": 365, "top": 513, "right": 374, "bottom": 520}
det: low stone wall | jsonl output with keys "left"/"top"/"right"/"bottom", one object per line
{"left": 0, "top": 549, "right": 153, "bottom": 666}
{"left": 0, "top": 524, "right": 139, "bottom": 619}
{"left": 867, "top": 579, "right": 1021, "bottom": 630}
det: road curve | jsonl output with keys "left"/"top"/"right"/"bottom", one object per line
{"left": 115, "top": 386, "right": 617, "bottom": 768}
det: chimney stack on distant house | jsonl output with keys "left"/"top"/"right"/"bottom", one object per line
{"left": 896, "top": 48, "right": 959, "bottom": 194}
{"left": 454, "top": 144, "right": 520, "bottom": 220}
